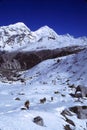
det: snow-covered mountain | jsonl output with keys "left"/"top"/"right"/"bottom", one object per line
{"left": 0, "top": 22, "right": 87, "bottom": 130}
{"left": 0, "top": 22, "right": 87, "bottom": 52}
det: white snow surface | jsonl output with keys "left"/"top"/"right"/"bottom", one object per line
{"left": 0, "top": 22, "right": 87, "bottom": 52}
{"left": 0, "top": 23, "right": 87, "bottom": 130}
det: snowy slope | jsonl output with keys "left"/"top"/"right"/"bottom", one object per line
{"left": 0, "top": 48, "right": 87, "bottom": 130}
{"left": 0, "top": 23, "right": 87, "bottom": 130}
{"left": 21, "top": 48, "right": 87, "bottom": 129}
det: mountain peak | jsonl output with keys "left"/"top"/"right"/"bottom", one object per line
{"left": 0, "top": 22, "right": 87, "bottom": 52}
{"left": 34, "top": 25, "right": 58, "bottom": 39}
{"left": 37, "top": 25, "right": 56, "bottom": 33}
{"left": 0, "top": 22, "right": 30, "bottom": 32}
{"left": 39, "top": 25, "right": 52, "bottom": 30}
{"left": 9, "top": 22, "right": 27, "bottom": 27}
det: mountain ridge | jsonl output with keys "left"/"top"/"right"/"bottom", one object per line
{"left": 0, "top": 22, "right": 87, "bottom": 52}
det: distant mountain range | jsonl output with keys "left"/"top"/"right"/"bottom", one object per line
{"left": 0, "top": 22, "right": 87, "bottom": 51}
{"left": 0, "top": 23, "right": 87, "bottom": 130}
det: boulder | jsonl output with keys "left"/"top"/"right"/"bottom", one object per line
{"left": 33, "top": 116, "right": 44, "bottom": 126}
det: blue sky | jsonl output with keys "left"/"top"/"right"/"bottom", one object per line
{"left": 0, "top": 0, "right": 87, "bottom": 37}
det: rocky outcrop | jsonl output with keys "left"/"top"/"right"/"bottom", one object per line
{"left": 75, "top": 85, "right": 87, "bottom": 97}
{"left": 0, "top": 45, "right": 85, "bottom": 70}
{"left": 14, "top": 52, "right": 41, "bottom": 70}
{"left": 62, "top": 106, "right": 87, "bottom": 120}
{"left": 12, "top": 45, "right": 87, "bottom": 69}
{"left": 69, "top": 106, "right": 87, "bottom": 119}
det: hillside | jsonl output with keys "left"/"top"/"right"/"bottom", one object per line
{"left": 0, "top": 23, "right": 87, "bottom": 130}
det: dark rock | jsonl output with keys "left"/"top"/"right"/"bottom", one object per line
{"left": 69, "top": 93, "right": 76, "bottom": 97}
{"left": 15, "top": 97, "right": 20, "bottom": 101}
{"left": 69, "top": 106, "right": 78, "bottom": 114}
{"left": 51, "top": 97, "right": 53, "bottom": 101}
{"left": 33, "top": 116, "right": 44, "bottom": 126}
{"left": 69, "top": 106, "right": 87, "bottom": 119}
{"left": 24, "top": 100, "right": 30, "bottom": 109}
{"left": 54, "top": 91, "right": 59, "bottom": 94}
{"left": 61, "top": 109, "right": 75, "bottom": 127}
{"left": 61, "top": 109, "right": 73, "bottom": 117}
{"left": 66, "top": 118, "right": 75, "bottom": 126}
{"left": 0, "top": 56, "right": 4, "bottom": 66}
{"left": 57, "top": 59, "right": 60, "bottom": 63}
{"left": 14, "top": 52, "right": 41, "bottom": 69}
{"left": 21, "top": 107, "right": 27, "bottom": 110}
{"left": 18, "top": 92, "right": 25, "bottom": 95}
{"left": 68, "top": 84, "right": 75, "bottom": 88}
{"left": 75, "top": 92, "right": 82, "bottom": 98}
{"left": 40, "top": 97, "right": 46, "bottom": 104}
{"left": 75, "top": 85, "right": 81, "bottom": 94}
{"left": 64, "top": 125, "right": 71, "bottom": 130}
{"left": 75, "top": 85, "right": 87, "bottom": 97}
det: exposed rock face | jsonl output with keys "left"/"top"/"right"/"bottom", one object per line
{"left": 75, "top": 85, "right": 87, "bottom": 97}
{"left": 61, "top": 105, "right": 87, "bottom": 130}
{"left": 61, "top": 109, "right": 75, "bottom": 128}
{"left": 0, "top": 45, "right": 85, "bottom": 71}
{"left": 14, "top": 52, "right": 41, "bottom": 70}
{"left": 0, "top": 56, "right": 4, "bottom": 67}
{"left": 0, "top": 45, "right": 85, "bottom": 81}
{"left": 64, "top": 125, "right": 72, "bottom": 130}
{"left": 69, "top": 106, "right": 87, "bottom": 119}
